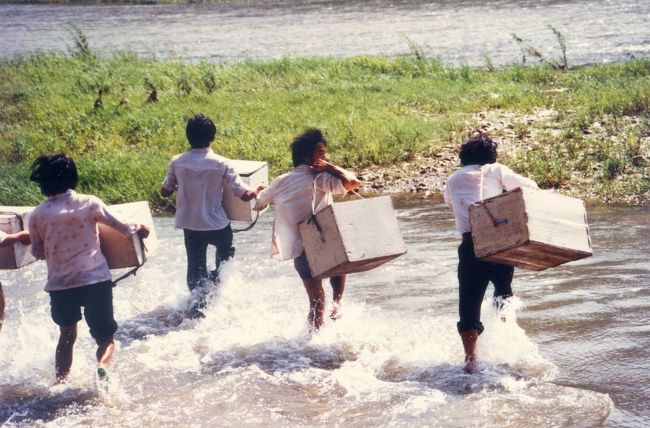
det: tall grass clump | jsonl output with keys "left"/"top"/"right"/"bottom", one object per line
{"left": 1, "top": 38, "right": 648, "bottom": 208}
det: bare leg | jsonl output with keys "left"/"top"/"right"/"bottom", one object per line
{"left": 329, "top": 275, "right": 346, "bottom": 319}
{"left": 301, "top": 278, "right": 325, "bottom": 331}
{"left": 96, "top": 336, "right": 115, "bottom": 367}
{"left": 460, "top": 329, "right": 479, "bottom": 374}
{"left": 56, "top": 324, "right": 77, "bottom": 381}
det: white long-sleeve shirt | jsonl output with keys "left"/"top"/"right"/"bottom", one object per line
{"left": 162, "top": 148, "right": 249, "bottom": 231}
{"left": 29, "top": 190, "right": 138, "bottom": 292}
{"left": 444, "top": 163, "right": 539, "bottom": 235}
{"left": 254, "top": 165, "right": 347, "bottom": 260}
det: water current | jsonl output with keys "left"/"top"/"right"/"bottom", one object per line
{"left": 1, "top": 0, "right": 649, "bottom": 65}
{"left": 0, "top": 198, "right": 647, "bottom": 427}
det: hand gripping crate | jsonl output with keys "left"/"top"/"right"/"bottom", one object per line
{"left": 98, "top": 201, "right": 158, "bottom": 269}
{"left": 222, "top": 160, "right": 268, "bottom": 222}
{"left": 469, "top": 187, "right": 592, "bottom": 271}
{"left": 0, "top": 206, "right": 35, "bottom": 270}
{"left": 298, "top": 195, "right": 407, "bottom": 278}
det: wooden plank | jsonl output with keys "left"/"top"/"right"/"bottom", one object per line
{"left": 299, "top": 195, "right": 407, "bottom": 278}
{"left": 222, "top": 159, "right": 268, "bottom": 222}
{"left": 469, "top": 188, "right": 592, "bottom": 270}
{"left": 98, "top": 201, "right": 158, "bottom": 269}
{"left": 0, "top": 207, "right": 36, "bottom": 270}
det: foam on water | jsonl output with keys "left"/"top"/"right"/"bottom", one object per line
{"left": 0, "top": 210, "right": 619, "bottom": 426}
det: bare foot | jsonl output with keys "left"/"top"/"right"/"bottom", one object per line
{"left": 464, "top": 356, "right": 478, "bottom": 374}
{"left": 329, "top": 302, "right": 341, "bottom": 320}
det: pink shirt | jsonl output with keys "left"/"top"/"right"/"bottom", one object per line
{"left": 255, "top": 165, "right": 347, "bottom": 261}
{"left": 444, "top": 163, "right": 538, "bottom": 235}
{"left": 162, "top": 148, "right": 249, "bottom": 231}
{"left": 29, "top": 190, "right": 137, "bottom": 292}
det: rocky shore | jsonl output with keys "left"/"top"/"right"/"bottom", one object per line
{"left": 357, "top": 109, "right": 649, "bottom": 204}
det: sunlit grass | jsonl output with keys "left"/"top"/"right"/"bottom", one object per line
{"left": 1, "top": 52, "right": 648, "bottom": 209}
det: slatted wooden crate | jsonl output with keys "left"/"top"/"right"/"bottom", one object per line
{"left": 0, "top": 206, "right": 35, "bottom": 270}
{"left": 222, "top": 160, "right": 268, "bottom": 222}
{"left": 98, "top": 201, "right": 158, "bottom": 269}
{"left": 298, "top": 196, "right": 407, "bottom": 278}
{"left": 469, "top": 187, "right": 592, "bottom": 271}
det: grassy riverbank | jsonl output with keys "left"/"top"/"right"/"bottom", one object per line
{"left": 1, "top": 52, "right": 648, "bottom": 210}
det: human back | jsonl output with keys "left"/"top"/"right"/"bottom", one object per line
{"left": 169, "top": 149, "right": 243, "bottom": 230}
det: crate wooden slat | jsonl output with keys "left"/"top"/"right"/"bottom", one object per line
{"left": 469, "top": 187, "right": 592, "bottom": 271}
{"left": 0, "top": 206, "right": 35, "bottom": 270}
{"left": 98, "top": 201, "right": 158, "bottom": 269}
{"left": 222, "top": 160, "right": 268, "bottom": 222}
{"left": 298, "top": 195, "right": 407, "bottom": 278}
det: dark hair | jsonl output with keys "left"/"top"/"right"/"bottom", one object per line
{"left": 30, "top": 153, "right": 79, "bottom": 196}
{"left": 186, "top": 114, "right": 216, "bottom": 148}
{"left": 459, "top": 133, "right": 498, "bottom": 166}
{"left": 291, "top": 128, "right": 327, "bottom": 167}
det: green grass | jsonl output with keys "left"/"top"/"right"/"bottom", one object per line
{"left": 1, "top": 52, "right": 649, "bottom": 209}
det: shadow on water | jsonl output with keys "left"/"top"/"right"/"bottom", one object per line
{"left": 377, "top": 357, "right": 546, "bottom": 397}
{"left": 200, "top": 337, "right": 360, "bottom": 376}
{"left": 115, "top": 282, "right": 220, "bottom": 346}
{"left": 0, "top": 384, "right": 96, "bottom": 425}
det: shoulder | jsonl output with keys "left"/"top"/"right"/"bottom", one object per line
{"left": 79, "top": 193, "right": 106, "bottom": 209}
{"left": 169, "top": 152, "right": 185, "bottom": 162}
{"left": 206, "top": 151, "right": 231, "bottom": 168}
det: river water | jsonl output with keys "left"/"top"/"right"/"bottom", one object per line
{"left": 1, "top": 0, "right": 649, "bottom": 65}
{"left": 0, "top": 197, "right": 648, "bottom": 427}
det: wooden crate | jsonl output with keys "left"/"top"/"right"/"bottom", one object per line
{"left": 222, "top": 159, "right": 268, "bottom": 222}
{"left": 98, "top": 201, "right": 158, "bottom": 269}
{"left": 298, "top": 196, "right": 407, "bottom": 278}
{"left": 469, "top": 188, "right": 592, "bottom": 271}
{"left": 0, "top": 206, "right": 35, "bottom": 270}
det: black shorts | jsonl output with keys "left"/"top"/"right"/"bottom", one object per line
{"left": 49, "top": 280, "right": 117, "bottom": 342}
{"left": 293, "top": 252, "right": 314, "bottom": 279}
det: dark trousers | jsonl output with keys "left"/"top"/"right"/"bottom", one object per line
{"left": 457, "top": 233, "right": 513, "bottom": 335}
{"left": 183, "top": 225, "right": 234, "bottom": 292}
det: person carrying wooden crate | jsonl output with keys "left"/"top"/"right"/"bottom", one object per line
{"left": 443, "top": 133, "right": 539, "bottom": 373}
{"left": 160, "top": 114, "right": 262, "bottom": 318}
{"left": 254, "top": 128, "right": 360, "bottom": 332}
{"left": 28, "top": 153, "right": 150, "bottom": 383}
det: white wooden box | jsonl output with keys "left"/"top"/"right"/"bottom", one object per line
{"left": 98, "top": 201, "right": 158, "bottom": 269}
{"left": 223, "top": 160, "right": 268, "bottom": 222}
{"left": 469, "top": 187, "right": 592, "bottom": 271}
{"left": 298, "top": 196, "right": 407, "bottom": 278}
{"left": 0, "top": 206, "right": 35, "bottom": 270}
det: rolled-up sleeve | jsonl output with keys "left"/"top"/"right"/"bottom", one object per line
{"left": 92, "top": 197, "right": 138, "bottom": 237}
{"left": 161, "top": 159, "right": 178, "bottom": 192}
{"left": 28, "top": 214, "right": 45, "bottom": 260}
{"left": 314, "top": 172, "right": 346, "bottom": 195}
{"left": 500, "top": 165, "right": 539, "bottom": 191}
{"left": 224, "top": 164, "right": 249, "bottom": 199}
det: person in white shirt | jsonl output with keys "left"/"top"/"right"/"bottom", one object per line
{"left": 443, "top": 133, "right": 539, "bottom": 373}
{"left": 161, "top": 114, "right": 261, "bottom": 317}
{"left": 255, "top": 128, "right": 360, "bottom": 332}
{"left": 29, "top": 153, "right": 150, "bottom": 382}
{"left": 0, "top": 230, "right": 30, "bottom": 332}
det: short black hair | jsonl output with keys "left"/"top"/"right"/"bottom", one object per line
{"left": 291, "top": 128, "right": 327, "bottom": 167}
{"left": 186, "top": 114, "right": 216, "bottom": 148}
{"left": 30, "top": 153, "right": 79, "bottom": 196}
{"left": 459, "top": 133, "right": 498, "bottom": 166}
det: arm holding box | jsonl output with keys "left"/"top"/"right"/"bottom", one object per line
{"left": 311, "top": 160, "right": 360, "bottom": 191}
